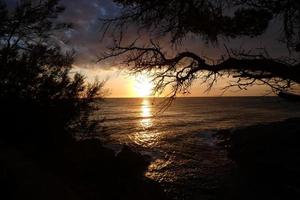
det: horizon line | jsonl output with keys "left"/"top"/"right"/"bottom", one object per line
{"left": 103, "top": 95, "right": 277, "bottom": 99}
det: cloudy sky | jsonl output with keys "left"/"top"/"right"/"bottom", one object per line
{"left": 6, "top": 0, "right": 293, "bottom": 97}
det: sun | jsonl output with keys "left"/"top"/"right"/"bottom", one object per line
{"left": 134, "top": 75, "right": 154, "bottom": 97}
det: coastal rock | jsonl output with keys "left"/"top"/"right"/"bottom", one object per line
{"left": 116, "top": 145, "right": 150, "bottom": 177}
{"left": 217, "top": 118, "right": 300, "bottom": 200}
{"left": 0, "top": 137, "right": 168, "bottom": 200}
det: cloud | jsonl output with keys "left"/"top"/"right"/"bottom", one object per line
{"left": 57, "top": 0, "right": 120, "bottom": 68}
{"left": 3, "top": 0, "right": 117, "bottom": 68}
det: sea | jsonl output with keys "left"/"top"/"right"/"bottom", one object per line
{"left": 91, "top": 97, "right": 300, "bottom": 199}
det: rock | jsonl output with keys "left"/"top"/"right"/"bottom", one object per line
{"left": 116, "top": 145, "right": 150, "bottom": 178}
{"left": 218, "top": 118, "right": 300, "bottom": 200}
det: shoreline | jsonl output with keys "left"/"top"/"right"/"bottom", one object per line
{"left": 0, "top": 138, "right": 169, "bottom": 200}
{"left": 98, "top": 117, "right": 300, "bottom": 200}
{"left": 2, "top": 99, "right": 299, "bottom": 200}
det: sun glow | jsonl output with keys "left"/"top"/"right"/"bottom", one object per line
{"left": 133, "top": 75, "right": 154, "bottom": 97}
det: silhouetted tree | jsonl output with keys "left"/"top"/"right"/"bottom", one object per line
{"left": 0, "top": 2, "right": 170, "bottom": 200}
{"left": 100, "top": 0, "right": 300, "bottom": 99}
{"left": 0, "top": 0, "right": 103, "bottom": 148}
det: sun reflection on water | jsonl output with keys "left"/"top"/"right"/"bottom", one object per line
{"left": 129, "top": 99, "right": 162, "bottom": 148}
{"left": 140, "top": 99, "right": 152, "bottom": 128}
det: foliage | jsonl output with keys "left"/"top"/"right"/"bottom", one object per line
{"left": 0, "top": 0, "right": 103, "bottom": 146}
{"left": 101, "top": 0, "right": 300, "bottom": 99}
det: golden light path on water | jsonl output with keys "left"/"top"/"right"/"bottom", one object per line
{"left": 140, "top": 99, "right": 152, "bottom": 128}
{"left": 129, "top": 99, "right": 162, "bottom": 148}
{"left": 128, "top": 99, "right": 174, "bottom": 182}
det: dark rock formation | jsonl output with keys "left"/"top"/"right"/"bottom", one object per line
{"left": 216, "top": 118, "right": 300, "bottom": 200}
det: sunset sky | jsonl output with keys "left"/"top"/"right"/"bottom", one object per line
{"left": 7, "top": 0, "right": 292, "bottom": 97}
{"left": 73, "top": 66, "right": 274, "bottom": 97}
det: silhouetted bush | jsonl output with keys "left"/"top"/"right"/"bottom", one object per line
{"left": 0, "top": 0, "right": 103, "bottom": 151}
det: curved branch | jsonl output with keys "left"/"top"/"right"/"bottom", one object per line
{"left": 98, "top": 43, "right": 300, "bottom": 98}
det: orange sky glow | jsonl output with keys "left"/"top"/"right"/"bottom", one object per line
{"left": 73, "top": 66, "right": 273, "bottom": 98}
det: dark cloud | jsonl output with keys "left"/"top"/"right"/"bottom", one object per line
{"left": 57, "top": 0, "right": 120, "bottom": 67}
{"left": 3, "top": 0, "right": 117, "bottom": 68}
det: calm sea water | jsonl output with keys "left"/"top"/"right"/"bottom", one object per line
{"left": 92, "top": 97, "right": 300, "bottom": 199}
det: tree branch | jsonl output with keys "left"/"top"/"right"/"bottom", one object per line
{"left": 98, "top": 43, "right": 300, "bottom": 98}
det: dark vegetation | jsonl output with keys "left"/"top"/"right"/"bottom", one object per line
{"left": 100, "top": 0, "right": 300, "bottom": 101}
{"left": 0, "top": 1, "right": 167, "bottom": 199}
